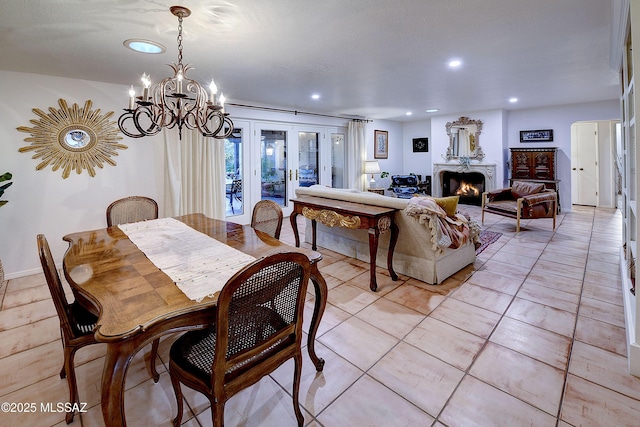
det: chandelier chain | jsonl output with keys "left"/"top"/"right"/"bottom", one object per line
{"left": 177, "top": 15, "right": 183, "bottom": 67}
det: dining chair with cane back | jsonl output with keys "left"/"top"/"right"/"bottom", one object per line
{"left": 105, "top": 195, "right": 162, "bottom": 381}
{"left": 168, "top": 252, "right": 311, "bottom": 427}
{"left": 250, "top": 199, "right": 283, "bottom": 239}
{"left": 106, "top": 196, "right": 159, "bottom": 227}
{"left": 37, "top": 234, "right": 99, "bottom": 424}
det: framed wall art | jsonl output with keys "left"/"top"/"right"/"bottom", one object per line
{"left": 374, "top": 130, "right": 388, "bottom": 159}
{"left": 412, "top": 137, "right": 428, "bottom": 152}
{"left": 18, "top": 98, "right": 126, "bottom": 178}
{"left": 520, "top": 129, "right": 553, "bottom": 142}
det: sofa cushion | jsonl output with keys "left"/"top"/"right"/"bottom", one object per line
{"left": 410, "top": 195, "right": 459, "bottom": 218}
{"left": 484, "top": 200, "right": 519, "bottom": 215}
{"left": 511, "top": 181, "right": 545, "bottom": 199}
{"left": 295, "top": 185, "right": 409, "bottom": 210}
{"left": 433, "top": 196, "right": 459, "bottom": 217}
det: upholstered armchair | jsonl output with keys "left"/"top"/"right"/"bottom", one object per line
{"left": 482, "top": 181, "right": 557, "bottom": 232}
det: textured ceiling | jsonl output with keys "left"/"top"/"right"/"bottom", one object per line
{"left": 0, "top": 0, "right": 620, "bottom": 121}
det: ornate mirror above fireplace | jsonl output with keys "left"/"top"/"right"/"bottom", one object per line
{"left": 444, "top": 116, "right": 485, "bottom": 161}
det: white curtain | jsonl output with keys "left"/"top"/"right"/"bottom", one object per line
{"left": 347, "top": 121, "right": 367, "bottom": 191}
{"left": 163, "top": 128, "right": 226, "bottom": 219}
{"left": 459, "top": 129, "right": 471, "bottom": 157}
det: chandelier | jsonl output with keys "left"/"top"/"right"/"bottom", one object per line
{"left": 118, "top": 5, "right": 234, "bottom": 140}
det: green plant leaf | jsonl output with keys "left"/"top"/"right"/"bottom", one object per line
{"left": 0, "top": 172, "right": 12, "bottom": 207}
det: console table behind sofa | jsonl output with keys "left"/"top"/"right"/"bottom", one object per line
{"left": 290, "top": 195, "right": 399, "bottom": 291}
{"left": 293, "top": 186, "right": 476, "bottom": 285}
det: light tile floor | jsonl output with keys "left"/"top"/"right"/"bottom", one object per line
{"left": 2, "top": 205, "right": 640, "bottom": 426}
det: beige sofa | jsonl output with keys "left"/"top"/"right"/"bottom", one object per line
{"left": 293, "top": 185, "right": 476, "bottom": 284}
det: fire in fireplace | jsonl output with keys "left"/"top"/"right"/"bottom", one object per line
{"left": 442, "top": 171, "right": 485, "bottom": 205}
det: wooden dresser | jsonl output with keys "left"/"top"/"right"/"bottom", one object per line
{"left": 509, "top": 147, "right": 561, "bottom": 211}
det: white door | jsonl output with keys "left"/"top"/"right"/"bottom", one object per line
{"left": 254, "top": 125, "right": 292, "bottom": 215}
{"left": 571, "top": 122, "right": 598, "bottom": 206}
{"left": 249, "top": 124, "right": 344, "bottom": 218}
{"left": 298, "top": 130, "right": 320, "bottom": 189}
{"left": 224, "top": 120, "right": 252, "bottom": 224}
{"left": 330, "top": 131, "right": 347, "bottom": 188}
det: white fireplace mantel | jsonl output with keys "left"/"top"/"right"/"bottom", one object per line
{"left": 432, "top": 162, "right": 497, "bottom": 197}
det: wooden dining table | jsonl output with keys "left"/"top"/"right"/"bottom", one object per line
{"left": 62, "top": 213, "right": 327, "bottom": 427}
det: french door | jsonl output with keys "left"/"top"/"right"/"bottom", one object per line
{"left": 226, "top": 122, "right": 346, "bottom": 222}
{"left": 253, "top": 124, "right": 330, "bottom": 216}
{"left": 331, "top": 132, "right": 346, "bottom": 188}
{"left": 224, "top": 120, "right": 251, "bottom": 224}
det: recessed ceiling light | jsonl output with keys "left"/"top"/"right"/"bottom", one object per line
{"left": 509, "top": 97, "right": 518, "bottom": 103}
{"left": 123, "top": 39, "right": 166, "bottom": 54}
{"left": 448, "top": 60, "right": 462, "bottom": 68}
{"left": 405, "top": 111, "right": 413, "bottom": 116}
{"left": 426, "top": 109, "right": 439, "bottom": 113}
{"left": 311, "top": 93, "right": 321, "bottom": 100}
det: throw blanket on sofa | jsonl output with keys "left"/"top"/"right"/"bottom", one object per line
{"left": 404, "top": 197, "right": 473, "bottom": 251}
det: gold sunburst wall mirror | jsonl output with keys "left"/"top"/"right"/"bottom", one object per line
{"left": 18, "top": 98, "right": 127, "bottom": 179}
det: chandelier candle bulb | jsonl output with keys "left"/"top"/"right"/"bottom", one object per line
{"left": 209, "top": 80, "right": 217, "bottom": 104}
{"left": 141, "top": 73, "right": 151, "bottom": 101}
{"left": 128, "top": 86, "right": 136, "bottom": 110}
{"left": 176, "top": 72, "right": 183, "bottom": 94}
{"left": 219, "top": 93, "right": 226, "bottom": 113}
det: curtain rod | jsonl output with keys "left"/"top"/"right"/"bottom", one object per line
{"left": 226, "top": 102, "right": 373, "bottom": 122}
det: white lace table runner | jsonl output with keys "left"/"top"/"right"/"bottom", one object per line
{"left": 118, "top": 217, "right": 255, "bottom": 302}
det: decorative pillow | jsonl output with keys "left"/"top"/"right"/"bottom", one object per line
{"left": 406, "top": 196, "right": 447, "bottom": 218}
{"left": 433, "top": 195, "right": 459, "bottom": 217}
{"left": 410, "top": 194, "right": 459, "bottom": 217}
{"left": 511, "top": 181, "right": 545, "bottom": 199}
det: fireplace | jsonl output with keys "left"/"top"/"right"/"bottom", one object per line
{"left": 442, "top": 171, "right": 485, "bottom": 205}
{"left": 432, "top": 162, "right": 497, "bottom": 200}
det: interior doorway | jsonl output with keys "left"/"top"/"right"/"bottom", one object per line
{"left": 571, "top": 122, "right": 598, "bottom": 206}
{"left": 570, "top": 120, "right": 618, "bottom": 208}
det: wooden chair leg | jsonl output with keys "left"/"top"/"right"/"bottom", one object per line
{"left": 516, "top": 198, "right": 522, "bottom": 233}
{"left": 481, "top": 192, "right": 486, "bottom": 224}
{"left": 212, "top": 400, "right": 225, "bottom": 427}
{"left": 63, "top": 345, "right": 80, "bottom": 424}
{"left": 59, "top": 331, "right": 67, "bottom": 379}
{"left": 170, "top": 366, "right": 184, "bottom": 427}
{"left": 150, "top": 338, "right": 160, "bottom": 383}
{"left": 292, "top": 352, "right": 304, "bottom": 427}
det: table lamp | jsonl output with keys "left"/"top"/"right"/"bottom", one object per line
{"left": 364, "top": 160, "right": 381, "bottom": 188}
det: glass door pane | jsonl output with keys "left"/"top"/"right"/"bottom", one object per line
{"left": 331, "top": 133, "right": 346, "bottom": 188}
{"left": 299, "top": 132, "right": 319, "bottom": 187}
{"left": 261, "top": 130, "right": 287, "bottom": 206}
{"left": 225, "top": 128, "right": 244, "bottom": 217}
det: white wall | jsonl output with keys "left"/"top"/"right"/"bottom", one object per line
{"left": 0, "top": 70, "right": 165, "bottom": 278}
{"left": 430, "top": 109, "right": 507, "bottom": 185}
{"left": 0, "top": 69, "right": 621, "bottom": 278}
{"left": 364, "top": 119, "right": 403, "bottom": 176}
{"left": 0, "top": 71, "right": 351, "bottom": 279}
{"left": 402, "top": 120, "right": 431, "bottom": 179}
{"left": 405, "top": 103, "right": 620, "bottom": 210}
{"left": 596, "top": 120, "right": 617, "bottom": 209}
{"left": 507, "top": 100, "right": 620, "bottom": 209}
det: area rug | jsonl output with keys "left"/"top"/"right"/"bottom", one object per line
{"left": 476, "top": 230, "right": 503, "bottom": 255}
